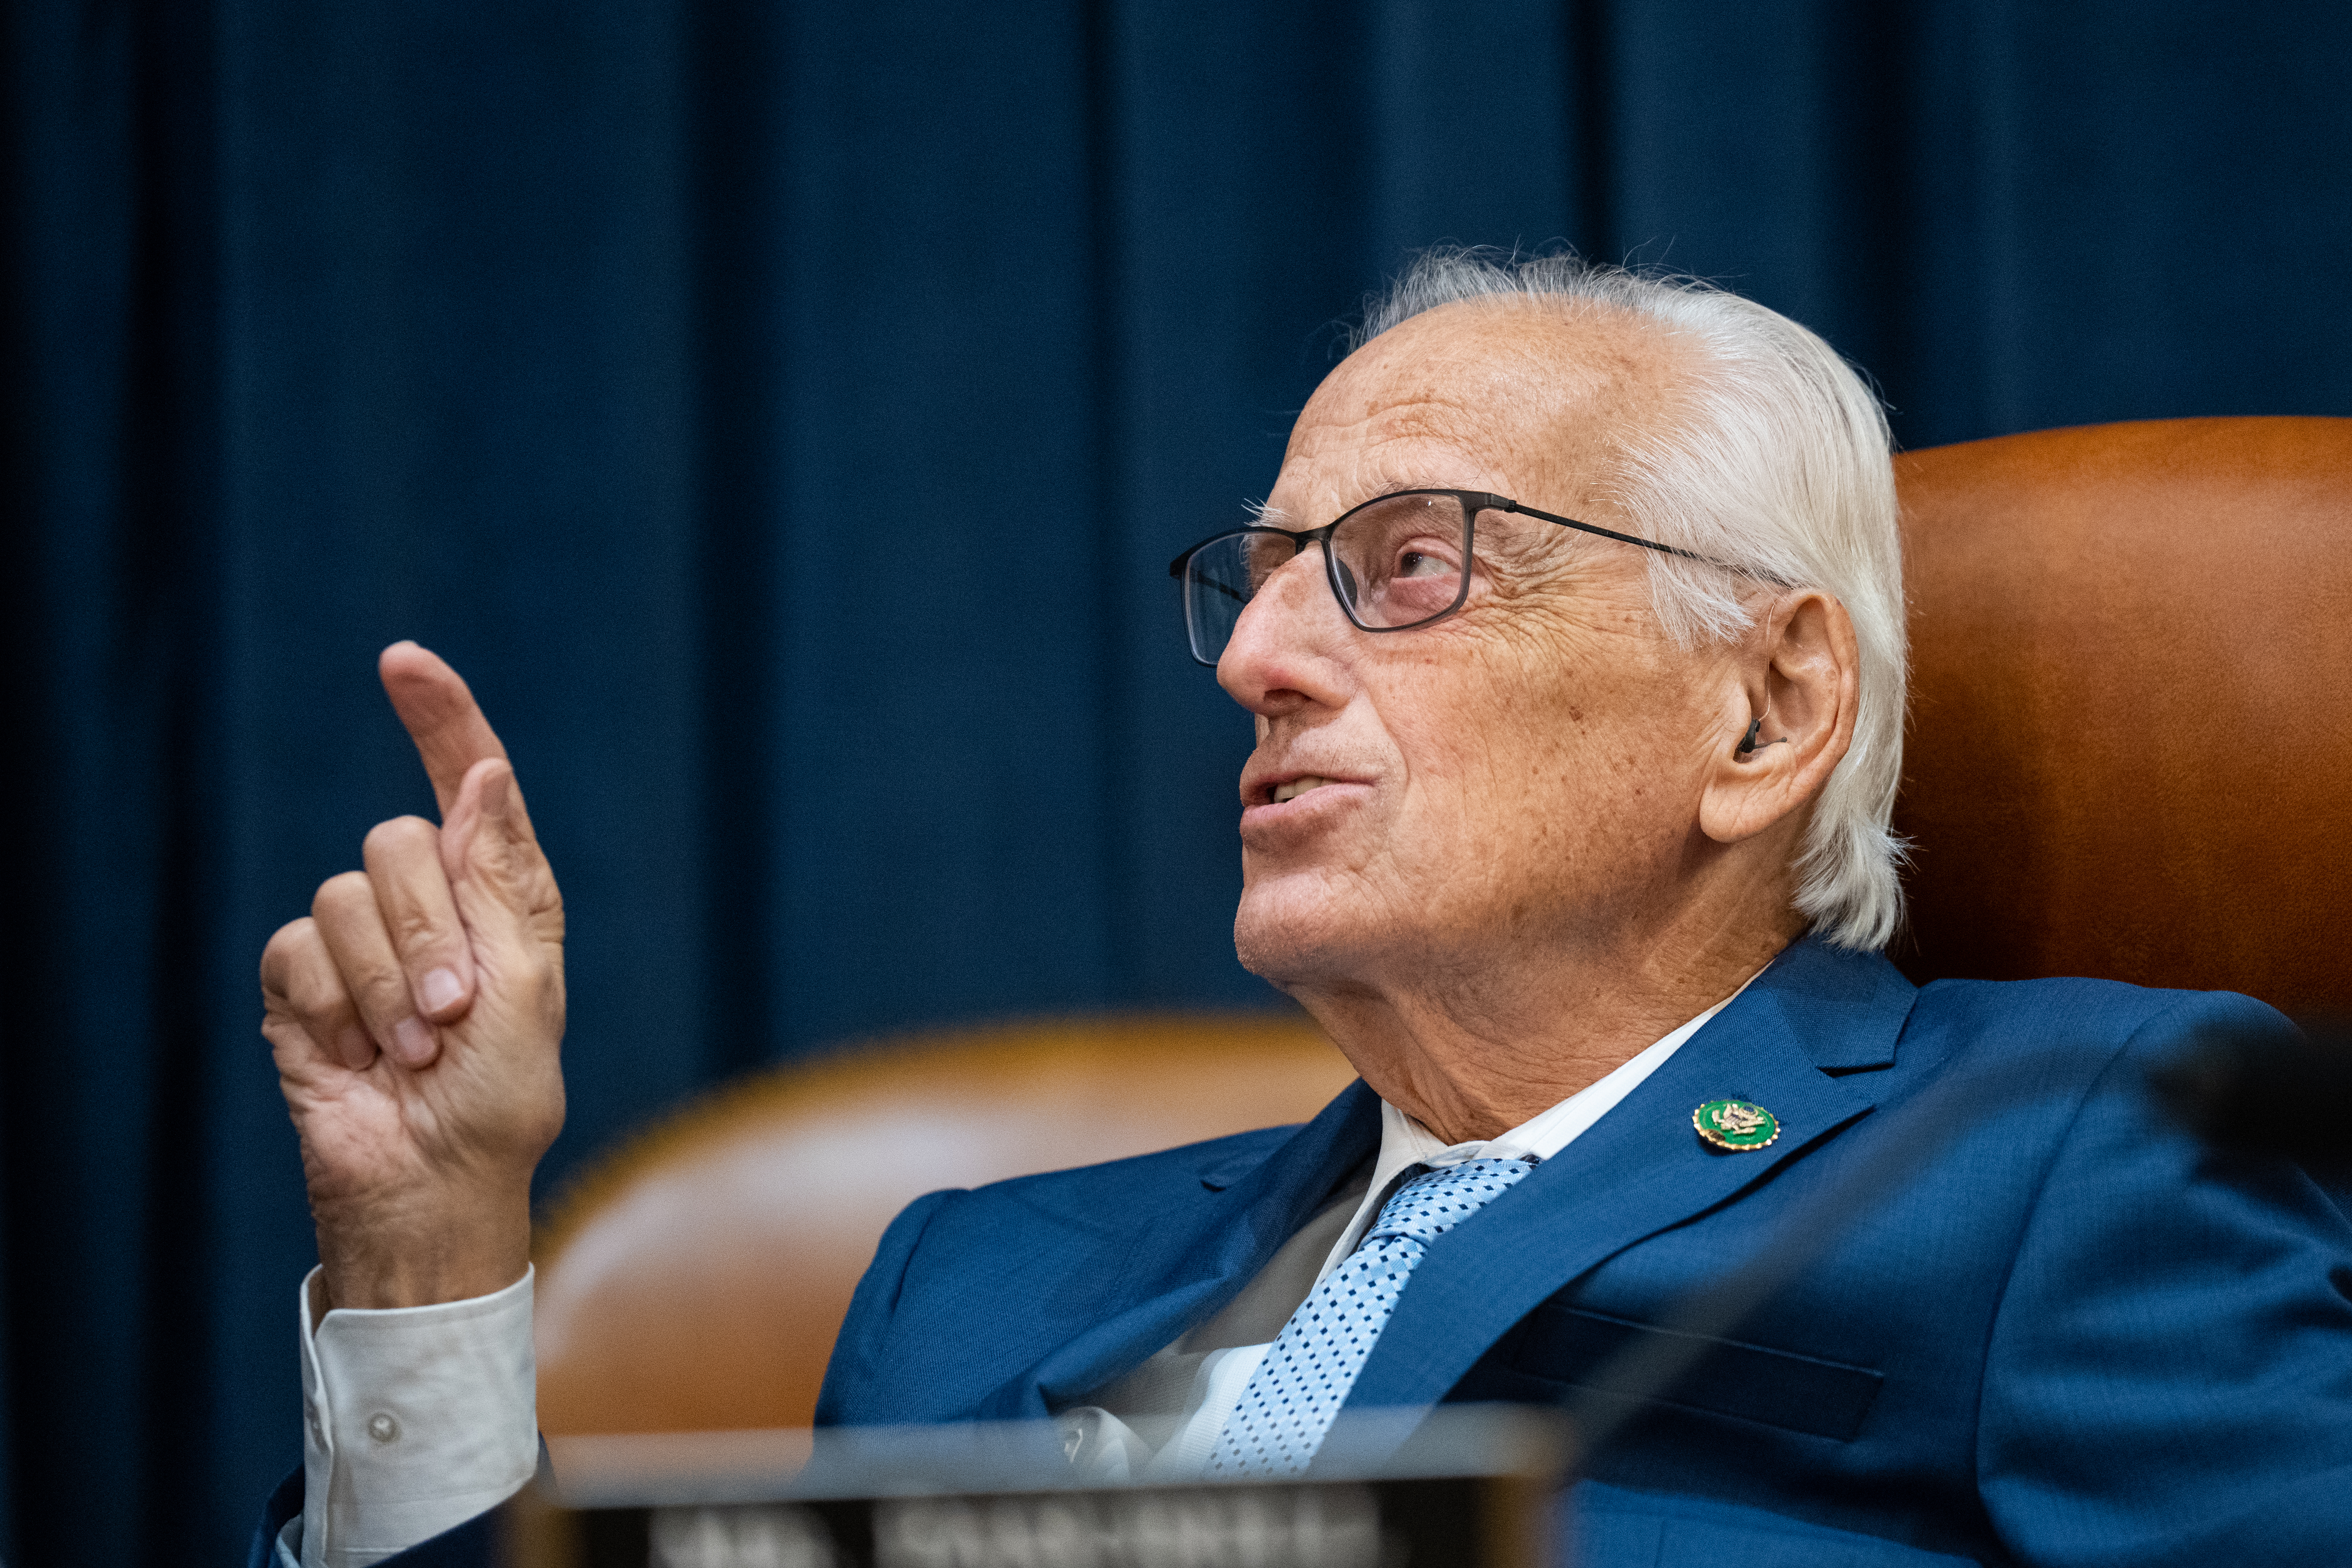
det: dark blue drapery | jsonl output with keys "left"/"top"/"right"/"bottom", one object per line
{"left": 5, "top": 0, "right": 2348, "bottom": 1558}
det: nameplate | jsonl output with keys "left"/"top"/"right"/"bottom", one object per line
{"left": 499, "top": 1409, "right": 1568, "bottom": 1568}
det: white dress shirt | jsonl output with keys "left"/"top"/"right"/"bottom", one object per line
{"left": 287, "top": 986, "right": 1741, "bottom": 1564}
{"left": 280, "top": 1267, "right": 540, "bottom": 1568}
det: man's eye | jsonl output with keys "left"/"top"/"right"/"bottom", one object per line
{"left": 1397, "top": 549, "right": 1449, "bottom": 578}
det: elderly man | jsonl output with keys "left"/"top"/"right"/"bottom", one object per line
{"left": 250, "top": 254, "right": 2352, "bottom": 1568}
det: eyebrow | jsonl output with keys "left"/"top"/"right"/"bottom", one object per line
{"left": 1247, "top": 472, "right": 1477, "bottom": 529}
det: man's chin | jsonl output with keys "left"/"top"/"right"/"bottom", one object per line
{"left": 1233, "top": 884, "right": 1386, "bottom": 988}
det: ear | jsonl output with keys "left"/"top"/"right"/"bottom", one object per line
{"left": 1699, "top": 591, "right": 1861, "bottom": 846}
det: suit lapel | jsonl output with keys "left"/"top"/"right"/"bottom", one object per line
{"left": 986, "top": 1078, "right": 1385, "bottom": 1419}
{"left": 1348, "top": 938, "right": 1919, "bottom": 1411}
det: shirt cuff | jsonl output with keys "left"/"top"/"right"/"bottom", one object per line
{"left": 298, "top": 1264, "right": 538, "bottom": 1568}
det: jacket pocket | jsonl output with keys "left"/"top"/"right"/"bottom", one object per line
{"left": 1507, "top": 1303, "right": 1883, "bottom": 1441}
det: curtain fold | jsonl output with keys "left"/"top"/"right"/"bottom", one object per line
{"left": 5, "top": 0, "right": 2348, "bottom": 1556}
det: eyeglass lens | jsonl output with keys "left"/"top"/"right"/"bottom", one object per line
{"left": 1182, "top": 492, "right": 1471, "bottom": 663}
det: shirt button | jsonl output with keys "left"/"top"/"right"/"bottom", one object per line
{"left": 367, "top": 1412, "right": 400, "bottom": 1443}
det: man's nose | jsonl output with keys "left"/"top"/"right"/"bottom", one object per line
{"left": 1216, "top": 543, "right": 1352, "bottom": 715}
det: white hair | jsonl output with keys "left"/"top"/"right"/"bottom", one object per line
{"left": 1351, "top": 248, "right": 1907, "bottom": 950}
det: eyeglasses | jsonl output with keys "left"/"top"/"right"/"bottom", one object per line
{"left": 1166, "top": 487, "right": 1709, "bottom": 667}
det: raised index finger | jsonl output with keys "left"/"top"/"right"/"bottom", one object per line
{"left": 379, "top": 641, "right": 511, "bottom": 817}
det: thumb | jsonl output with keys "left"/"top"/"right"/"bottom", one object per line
{"left": 441, "top": 758, "right": 560, "bottom": 943}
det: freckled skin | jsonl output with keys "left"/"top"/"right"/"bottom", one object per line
{"left": 1221, "top": 299, "right": 1862, "bottom": 1143}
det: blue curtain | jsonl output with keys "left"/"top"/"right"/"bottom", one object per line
{"left": 4, "top": 0, "right": 2347, "bottom": 1557}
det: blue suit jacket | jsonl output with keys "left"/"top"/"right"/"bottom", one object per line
{"left": 255, "top": 938, "right": 2352, "bottom": 1567}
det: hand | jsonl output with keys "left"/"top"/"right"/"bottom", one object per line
{"left": 260, "top": 642, "right": 567, "bottom": 1310}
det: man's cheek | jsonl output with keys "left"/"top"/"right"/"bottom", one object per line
{"left": 1400, "top": 717, "right": 1537, "bottom": 836}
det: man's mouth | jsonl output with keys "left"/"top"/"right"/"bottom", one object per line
{"left": 1270, "top": 775, "right": 1333, "bottom": 804}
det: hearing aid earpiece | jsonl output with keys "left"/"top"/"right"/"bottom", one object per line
{"left": 1735, "top": 718, "right": 1791, "bottom": 758}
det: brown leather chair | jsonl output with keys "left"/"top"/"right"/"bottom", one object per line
{"left": 535, "top": 1014, "right": 1357, "bottom": 1435}
{"left": 1893, "top": 417, "right": 2352, "bottom": 1013}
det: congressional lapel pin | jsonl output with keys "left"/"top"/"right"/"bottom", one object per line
{"left": 1693, "top": 1098, "right": 1780, "bottom": 1152}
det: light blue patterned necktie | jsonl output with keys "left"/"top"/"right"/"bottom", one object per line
{"left": 1208, "top": 1155, "right": 1538, "bottom": 1477}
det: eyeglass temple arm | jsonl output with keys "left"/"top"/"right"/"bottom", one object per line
{"left": 1190, "top": 575, "right": 1249, "bottom": 608}
{"left": 1488, "top": 495, "right": 1714, "bottom": 565}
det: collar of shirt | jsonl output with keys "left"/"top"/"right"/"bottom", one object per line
{"left": 1313, "top": 973, "right": 1761, "bottom": 1285}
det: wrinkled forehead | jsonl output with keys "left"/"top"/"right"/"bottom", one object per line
{"left": 1266, "top": 297, "right": 1680, "bottom": 525}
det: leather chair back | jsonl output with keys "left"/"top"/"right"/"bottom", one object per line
{"left": 1893, "top": 417, "right": 2352, "bottom": 1012}
{"left": 534, "top": 1014, "right": 1356, "bottom": 1435}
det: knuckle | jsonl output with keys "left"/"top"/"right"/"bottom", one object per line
{"left": 259, "top": 917, "right": 315, "bottom": 989}
{"left": 387, "top": 900, "right": 454, "bottom": 956}
{"left": 363, "top": 814, "right": 438, "bottom": 862}
{"left": 513, "top": 950, "right": 564, "bottom": 1003}
{"left": 344, "top": 954, "right": 411, "bottom": 1015}
{"left": 272, "top": 943, "right": 350, "bottom": 1020}
{"left": 286, "top": 966, "right": 352, "bottom": 1022}
{"left": 311, "top": 870, "right": 373, "bottom": 920}
{"left": 261, "top": 923, "right": 346, "bottom": 1028}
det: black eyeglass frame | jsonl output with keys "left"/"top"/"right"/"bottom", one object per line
{"left": 1165, "top": 488, "right": 1715, "bottom": 668}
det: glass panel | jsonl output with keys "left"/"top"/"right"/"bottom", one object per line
{"left": 1328, "top": 493, "right": 1470, "bottom": 629}
{"left": 1183, "top": 531, "right": 1296, "bottom": 664}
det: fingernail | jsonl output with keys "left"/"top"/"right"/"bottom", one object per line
{"left": 392, "top": 1016, "right": 436, "bottom": 1066}
{"left": 420, "top": 967, "right": 464, "bottom": 1014}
